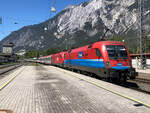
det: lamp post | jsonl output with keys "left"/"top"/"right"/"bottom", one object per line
{"left": 51, "top": 7, "right": 56, "bottom": 12}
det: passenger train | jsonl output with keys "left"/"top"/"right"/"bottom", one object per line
{"left": 38, "top": 41, "right": 138, "bottom": 82}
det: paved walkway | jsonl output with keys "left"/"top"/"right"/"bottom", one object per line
{"left": 0, "top": 65, "right": 150, "bottom": 113}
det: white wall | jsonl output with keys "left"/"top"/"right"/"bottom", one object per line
{"left": 132, "top": 59, "right": 150, "bottom": 69}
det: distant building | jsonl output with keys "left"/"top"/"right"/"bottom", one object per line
{"left": 2, "top": 43, "right": 14, "bottom": 54}
{"left": 0, "top": 42, "right": 16, "bottom": 63}
{"left": 15, "top": 49, "right": 26, "bottom": 56}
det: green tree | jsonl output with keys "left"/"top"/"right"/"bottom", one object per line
{"left": 25, "top": 50, "right": 38, "bottom": 58}
{"left": 109, "top": 35, "right": 124, "bottom": 41}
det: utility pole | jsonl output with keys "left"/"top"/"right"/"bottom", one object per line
{"left": 0, "top": 17, "right": 2, "bottom": 24}
{"left": 137, "top": 0, "right": 146, "bottom": 69}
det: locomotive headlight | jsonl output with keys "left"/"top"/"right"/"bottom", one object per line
{"left": 106, "top": 62, "right": 111, "bottom": 67}
{"left": 102, "top": 45, "right": 105, "bottom": 51}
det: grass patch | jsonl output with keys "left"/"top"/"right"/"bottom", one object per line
{"left": 31, "top": 62, "right": 40, "bottom": 66}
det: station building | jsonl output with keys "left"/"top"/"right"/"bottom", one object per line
{"left": 0, "top": 42, "right": 17, "bottom": 63}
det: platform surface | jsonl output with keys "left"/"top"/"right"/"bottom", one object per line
{"left": 0, "top": 65, "right": 150, "bottom": 113}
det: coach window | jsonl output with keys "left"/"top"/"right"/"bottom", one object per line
{"left": 95, "top": 48, "right": 102, "bottom": 57}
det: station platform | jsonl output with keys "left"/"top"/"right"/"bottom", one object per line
{"left": 136, "top": 68, "right": 150, "bottom": 74}
{"left": 0, "top": 65, "right": 150, "bottom": 113}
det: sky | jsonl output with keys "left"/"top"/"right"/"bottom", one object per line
{"left": 0, "top": 0, "right": 88, "bottom": 41}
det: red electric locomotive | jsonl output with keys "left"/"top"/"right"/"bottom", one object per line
{"left": 51, "top": 52, "right": 67, "bottom": 66}
{"left": 64, "top": 41, "right": 138, "bottom": 82}
{"left": 59, "top": 52, "right": 67, "bottom": 67}
{"left": 51, "top": 53, "right": 59, "bottom": 65}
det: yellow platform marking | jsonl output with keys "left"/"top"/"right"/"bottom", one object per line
{"left": 59, "top": 68, "right": 150, "bottom": 108}
{"left": 0, "top": 67, "right": 25, "bottom": 90}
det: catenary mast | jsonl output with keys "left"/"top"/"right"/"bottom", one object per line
{"left": 137, "top": 0, "right": 146, "bottom": 69}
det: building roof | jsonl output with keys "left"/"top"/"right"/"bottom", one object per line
{"left": 2, "top": 43, "right": 14, "bottom": 47}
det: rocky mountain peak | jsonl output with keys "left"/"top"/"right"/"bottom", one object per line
{"left": 1, "top": 0, "right": 150, "bottom": 51}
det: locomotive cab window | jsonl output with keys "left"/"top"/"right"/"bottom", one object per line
{"left": 95, "top": 48, "right": 102, "bottom": 57}
{"left": 106, "top": 45, "right": 128, "bottom": 59}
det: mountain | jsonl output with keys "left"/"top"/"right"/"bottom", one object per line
{"left": 1, "top": 0, "right": 150, "bottom": 52}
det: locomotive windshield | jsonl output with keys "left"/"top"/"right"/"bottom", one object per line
{"left": 106, "top": 45, "right": 128, "bottom": 60}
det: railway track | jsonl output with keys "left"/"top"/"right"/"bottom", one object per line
{"left": 0, "top": 63, "right": 23, "bottom": 75}
{"left": 0, "top": 63, "right": 18, "bottom": 69}
{"left": 118, "top": 77, "right": 150, "bottom": 95}
{"left": 120, "top": 81, "right": 150, "bottom": 95}
{"left": 91, "top": 73, "right": 150, "bottom": 95}
{"left": 133, "top": 78, "right": 150, "bottom": 84}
